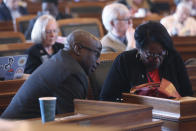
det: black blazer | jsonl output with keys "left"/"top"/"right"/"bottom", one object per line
{"left": 24, "top": 42, "right": 64, "bottom": 74}
{"left": 0, "top": 2, "right": 12, "bottom": 21}
{"left": 0, "top": 2, "right": 28, "bottom": 21}
{"left": 100, "top": 49, "right": 193, "bottom": 101}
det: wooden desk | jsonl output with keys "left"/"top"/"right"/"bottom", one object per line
{"left": 49, "top": 99, "right": 163, "bottom": 131}
{"left": 0, "top": 119, "right": 119, "bottom": 131}
{"left": 123, "top": 93, "right": 196, "bottom": 131}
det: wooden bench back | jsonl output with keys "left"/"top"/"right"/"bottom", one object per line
{"left": 0, "top": 42, "right": 33, "bottom": 57}
{"left": 65, "top": 1, "right": 107, "bottom": 20}
{"left": 186, "top": 65, "right": 196, "bottom": 96}
{"left": 57, "top": 18, "right": 104, "bottom": 39}
{"left": 15, "top": 15, "right": 36, "bottom": 33}
{"left": 0, "top": 32, "right": 26, "bottom": 44}
{"left": 0, "top": 79, "right": 26, "bottom": 114}
{"left": 172, "top": 36, "right": 196, "bottom": 61}
{"left": 0, "top": 21, "right": 14, "bottom": 32}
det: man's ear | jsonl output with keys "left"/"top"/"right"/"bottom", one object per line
{"left": 73, "top": 44, "right": 80, "bottom": 56}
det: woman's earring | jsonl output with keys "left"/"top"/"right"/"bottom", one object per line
{"left": 136, "top": 50, "right": 142, "bottom": 60}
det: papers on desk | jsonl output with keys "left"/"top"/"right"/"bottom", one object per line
{"left": 130, "top": 78, "right": 181, "bottom": 99}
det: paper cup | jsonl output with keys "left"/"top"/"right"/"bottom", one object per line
{"left": 39, "top": 97, "right": 57, "bottom": 123}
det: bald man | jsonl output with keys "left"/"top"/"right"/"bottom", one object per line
{"left": 1, "top": 30, "right": 102, "bottom": 119}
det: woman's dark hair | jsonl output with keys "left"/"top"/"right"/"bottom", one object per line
{"left": 134, "top": 21, "right": 175, "bottom": 52}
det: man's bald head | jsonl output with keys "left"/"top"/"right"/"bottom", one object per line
{"left": 67, "top": 29, "right": 100, "bottom": 50}
{"left": 66, "top": 29, "right": 102, "bottom": 75}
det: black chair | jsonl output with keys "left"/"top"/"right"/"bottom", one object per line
{"left": 89, "top": 60, "right": 114, "bottom": 100}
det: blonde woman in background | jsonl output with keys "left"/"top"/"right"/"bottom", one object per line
{"left": 24, "top": 14, "right": 64, "bottom": 74}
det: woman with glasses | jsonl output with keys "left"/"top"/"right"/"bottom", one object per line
{"left": 24, "top": 14, "right": 64, "bottom": 74}
{"left": 100, "top": 21, "right": 193, "bottom": 102}
{"left": 101, "top": 2, "right": 135, "bottom": 53}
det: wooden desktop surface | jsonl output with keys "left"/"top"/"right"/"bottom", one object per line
{"left": 47, "top": 99, "right": 162, "bottom": 131}
{"left": 0, "top": 119, "right": 120, "bottom": 131}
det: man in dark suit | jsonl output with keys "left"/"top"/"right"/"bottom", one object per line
{"left": 1, "top": 29, "right": 102, "bottom": 119}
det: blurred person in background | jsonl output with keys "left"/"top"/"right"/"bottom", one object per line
{"left": 24, "top": 14, "right": 64, "bottom": 74}
{"left": 3, "top": 0, "right": 28, "bottom": 20}
{"left": 101, "top": 2, "right": 135, "bottom": 53}
{"left": 127, "top": 0, "right": 151, "bottom": 17}
{"left": 187, "top": 0, "right": 196, "bottom": 16}
{"left": 0, "top": 0, "right": 27, "bottom": 21}
{"left": 0, "top": 0, "right": 12, "bottom": 21}
{"left": 161, "top": 2, "right": 196, "bottom": 36}
{"left": 25, "top": 0, "right": 72, "bottom": 40}
{"left": 117, "top": 0, "right": 156, "bottom": 17}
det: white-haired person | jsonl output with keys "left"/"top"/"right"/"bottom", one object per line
{"left": 24, "top": 14, "right": 64, "bottom": 74}
{"left": 101, "top": 2, "right": 135, "bottom": 53}
{"left": 161, "top": 1, "right": 196, "bottom": 36}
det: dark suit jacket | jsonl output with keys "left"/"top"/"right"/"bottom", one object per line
{"left": 1, "top": 50, "right": 88, "bottom": 119}
{"left": 0, "top": 2, "right": 28, "bottom": 21}
{"left": 24, "top": 42, "right": 64, "bottom": 74}
{"left": 100, "top": 49, "right": 193, "bottom": 101}
{"left": 0, "top": 2, "right": 12, "bottom": 21}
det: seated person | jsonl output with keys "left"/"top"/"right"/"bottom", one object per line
{"left": 101, "top": 3, "right": 135, "bottom": 53}
{"left": 100, "top": 21, "right": 193, "bottom": 102}
{"left": 188, "top": 0, "right": 196, "bottom": 16}
{"left": 25, "top": 0, "right": 72, "bottom": 40}
{"left": 24, "top": 14, "right": 64, "bottom": 74}
{"left": 161, "top": 2, "right": 196, "bottom": 36}
{"left": 1, "top": 29, "right": 102, "bottom": 119}
{"left": 3, "top": 0, "right": 28, "bottom": 20}
{"left": 0, "top": 0, "right": 12, "bottom": 21}
{"left": 118, "top": 0, "right": 153, "bottom": 17}
{"left": 127, "top": 0, "right": 151, "bottom": 17}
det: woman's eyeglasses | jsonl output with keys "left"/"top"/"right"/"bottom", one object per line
{"left": 141, "top": 50, "right": 167, "bottom": 58}
{"left": 45, "top": 29, "right": 59, "bottom": 34}
{"left": 114, "top": 17, "right": 132, "bottom": 23}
